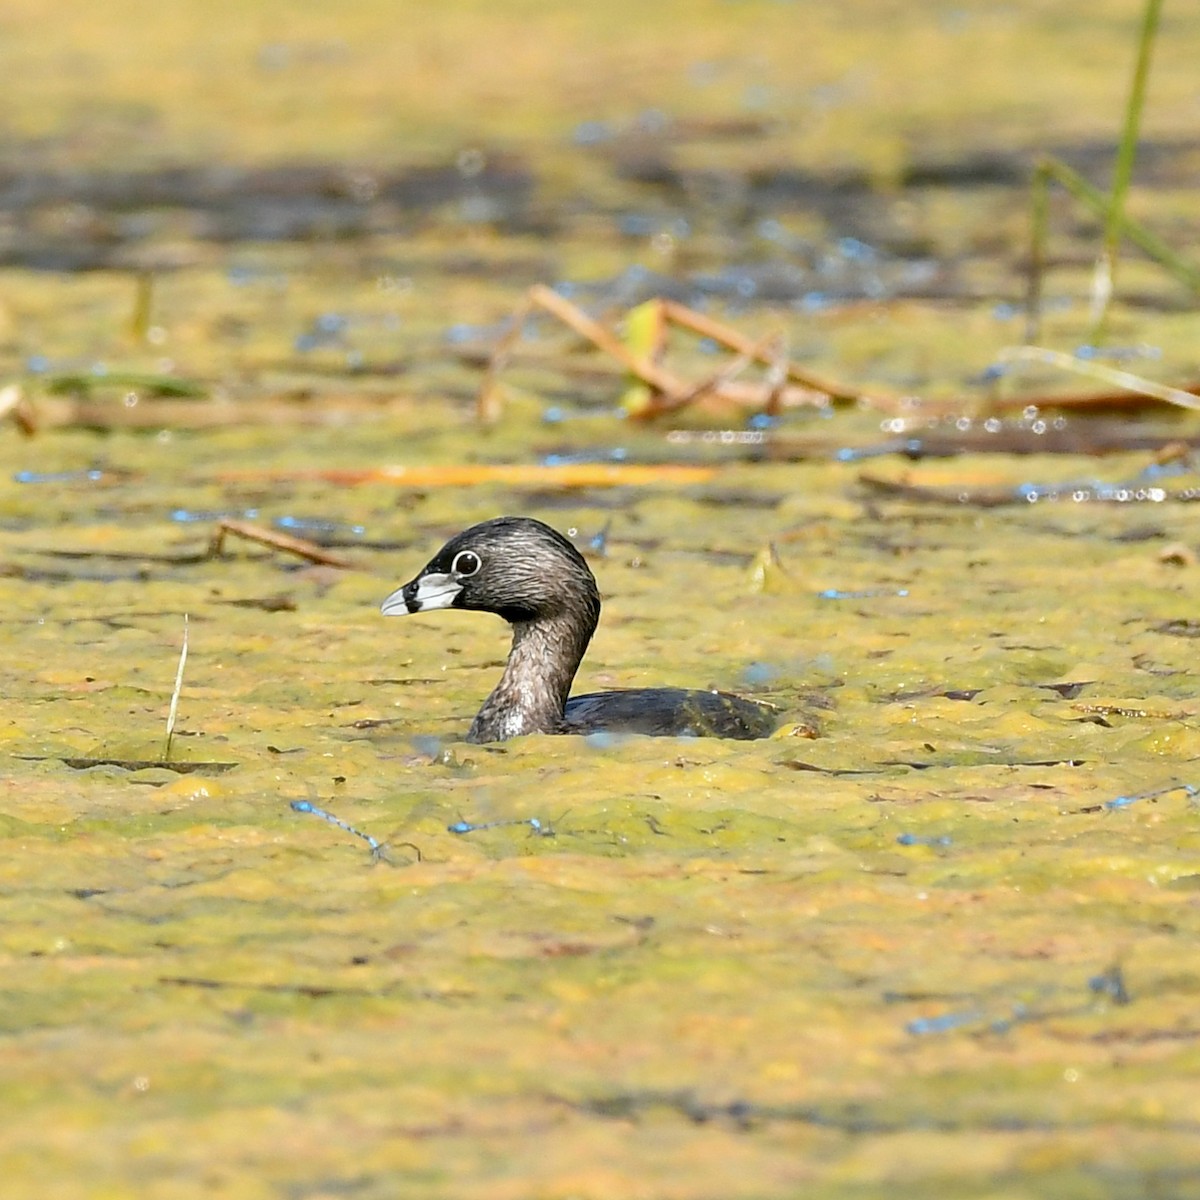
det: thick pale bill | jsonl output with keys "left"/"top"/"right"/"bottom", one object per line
{"left": 380, "top": 572, "right": 461, "bottom": 615}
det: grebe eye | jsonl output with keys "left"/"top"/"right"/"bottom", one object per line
{"left": 452, "top": 550, "right": 481, "bottom": 577}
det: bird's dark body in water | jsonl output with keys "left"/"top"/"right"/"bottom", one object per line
{"left": 381, "top": 516, "right": 777, "bottom": 744}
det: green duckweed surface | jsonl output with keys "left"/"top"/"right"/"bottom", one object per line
{"left": 3, "top": 2, "right": 1200, "bottom": 1197}
{"left": 4, "top": 421, "right": 1200, "bottom": 1199}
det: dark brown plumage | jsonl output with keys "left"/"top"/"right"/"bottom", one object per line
{"left": 382, "top": 516, "right": 777, "bottom": 744}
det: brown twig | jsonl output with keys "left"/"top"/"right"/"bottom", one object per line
{"left": 762, "top": 334, "right": 790, "bottom": 417}
{"left": 643, "top": 332, "right": 782, "bottom": 416}
{"left": 658, "top": 298, "right": 886, "bottom": 404}
{"left": 527, "top": 284, "right": 690, "bottom": 395}
{"left": 476, "top": 286, "right": 907, "bottom": 422}
{"left": 208, "top": 519, "right": 360, "bottom": 569}
{"left": 994, "top": 345, "right": 1200, "bottom": 413}
{"left": 477, "top": 285, "right": 693, "bottom": 421}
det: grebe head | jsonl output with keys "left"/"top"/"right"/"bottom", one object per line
{"left": 381, "top": 516, "right": 600, "bottom": 631}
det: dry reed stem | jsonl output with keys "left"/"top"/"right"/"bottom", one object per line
{"left": 208, "top": 519, "right": 361, "bottom": 569}
{"left": 995, "top": 346, "right": 1200, "bottom": 413}
{"left": 526, "top": 284, "right": 690, "bottom": 395}
{"left": 657, "top": 299, "right": 884, "bottom": 405}
{"left": 476, "top": 286, "right": 904, "bottom": 422}
{"left": 643, "top": 332, "right": 782, "bottom": 416}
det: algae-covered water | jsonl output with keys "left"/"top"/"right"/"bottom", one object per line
{"left": 3, "top": 2, "right": 1200, "bottom": 1198}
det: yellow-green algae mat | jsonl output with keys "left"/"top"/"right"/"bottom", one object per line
{"left": 1, "top": 420, "right": 1199, "bottom": 1199}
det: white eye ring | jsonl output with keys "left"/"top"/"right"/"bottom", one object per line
{"left": 452, "top": 549, "right": 482, "bottom": 577}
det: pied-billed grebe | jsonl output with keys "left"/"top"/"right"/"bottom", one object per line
{"left": 380, "top": 516, "right": 777, "bottom": 743}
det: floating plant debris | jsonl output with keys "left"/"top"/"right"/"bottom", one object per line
{"left": 477, "top": 287, "right": 881, "bottom": 424}
{"left": 207, "top": 519, "right": 361, "bottom": 569}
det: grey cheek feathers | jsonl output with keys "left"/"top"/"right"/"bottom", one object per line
{"left": 380, "top": 572, "right": 462, "bottom": 616}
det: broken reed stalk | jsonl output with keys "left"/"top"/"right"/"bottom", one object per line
{"left": 996, "top": 345, "right": 1200, "bottom": 413}
{"left": 762, "top": 334, "right": 790, "bottom": 416}
{"left": 164, "top": 614, "right": 189, "bottom": 761}
{"left": 657, "top": 299, "right": 868, "bottom": 403}
{"left": 208, "top": 519, "right": 360, "bottom": 569}
{"left": 525, "top": 284, "right": 689, "bottom": 395}
{"left": 477, "top": 285, "right": 733, "bottom": 422}
{"left": 648, "top": 332, "right": 782, "bottom": 416}
{"left": 477, "top": 286, "right": 898, "bottom": 422}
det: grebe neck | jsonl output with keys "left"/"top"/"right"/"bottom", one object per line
{"left": 467, "top": 610, "right": 594, "bottom": 742}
